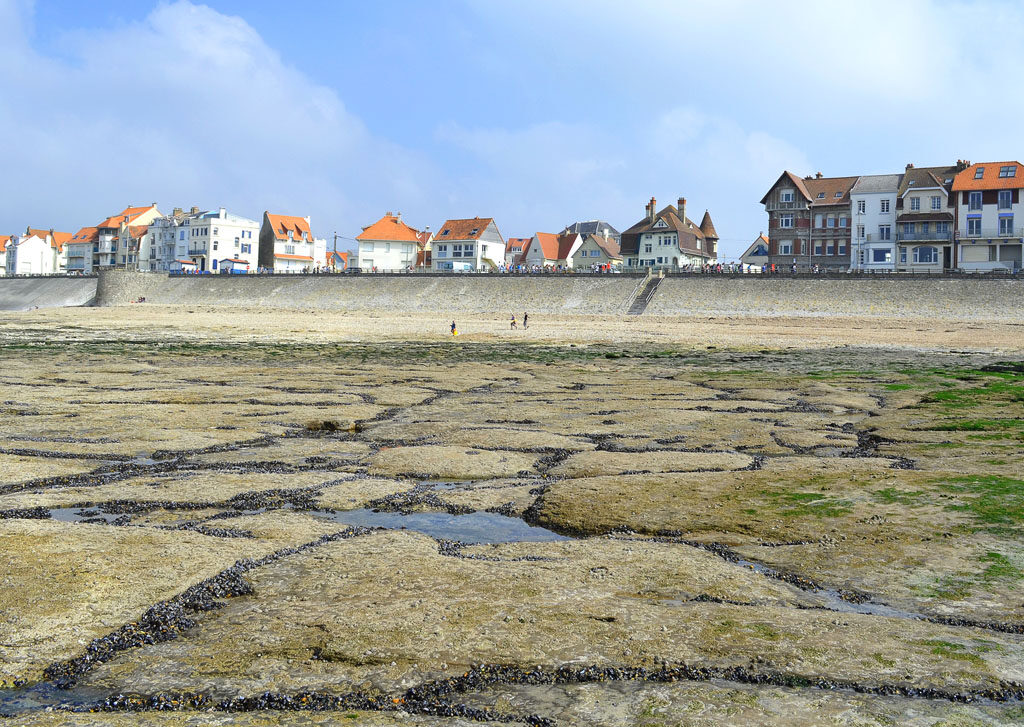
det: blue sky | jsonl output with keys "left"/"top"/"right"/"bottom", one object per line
{"left": 3, "top": 0, "right": 1024, "bottom": 258}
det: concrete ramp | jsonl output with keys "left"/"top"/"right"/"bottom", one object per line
{"left": 0, "top": 277, "right": 98, "bottom": 311}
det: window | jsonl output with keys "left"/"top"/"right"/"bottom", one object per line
{"left": 212, "top": 241, "right": 218, "bottom": 251}
{"left": 969, "top": 192, "right": 982, "bottom": 211}
{"left": 285, "top": 245, "right": 295, "bottom": 255}
{"left": 816, "top": 192, "right": 825, "bottom": 199}
{"left": 903, "top": 223, "right": 915, "bottom": 236}
{"left": 857, "top": 200, "right": 866, "bottom": 214}
{"left": 920, "top": 222, "right": 929, "bottom": 235}
{"left": 878, "top": 225, "right": 891, "bottom": 241}
{"left": 856, "top": 224, "right": 864, "bottom": 239}
{"left": 999, "top": 216, "right": 1014, "bottom": 235}
{"left": 179, "top": 231, "right": 185, "bottom": 240}
{"left": 900, "top": 248, "right": 907, "bottom": 263}
{"left": 441, "top": 229, "right": 450, "bottom": 236}
{"left": 213, "top": 228, "right": 218, "bottom": 235}
{"left": 779, "top": 241, "right": 792, "bottom": 255}
{"left": 696, "top": 239, "right": 702, "bottom": 250}
{"left": 838, "top": 242, "right": 847, "bottom": 255}
{"left": 936, "top": 222, "right": 950, "bottom": 235}
{"left": 872, "top": 249, "right": 891, "bottom": 263}
{"left": 827, "top": 216, "right": 835, "bottom": 228}
{"left": 212, "top": 259, "right": 218, "bottom": 270}
{"left": 975, "top": 167, "right": 985, "bottom": 179}
{"left": 931, "top": 196, "right": 942, "bottom": 210}
{"left": 435, "top": 244, "right": 447, "bottom": 256}
{"left": 998, "top": 190, "right": 1012, "bottom": 209}
{"left": 880, "top": 199, "right": 890, "bottom": 213}
{"left": 464, "top": 244, "right": 475, "bottom": 255}
{"left": 234, "top": 238, "right": 240, "bottom": 248}
{"left": 839, "top": 216, "right": 848, "bottom": 228}
{"left": 779, "top": 214, "right": 793, "bottom": 228}
{"left": 644, "top": 243, "right": 652, "bottom": 253}
{"left": 814, "top": 243, "right": 823, "bottom": 255}
{"left": 914, "top": 246, "right": 938, "bottom": 263}
{"left": 967, "top": 217, "right": 982, "bottom": 235}
{"left": 780, "top": 190, "right": 794, "bottom": 203}
{"left": 452, "top": 244, "right": 463, "bottom": 257}
{"left": 385, "top": 242, "right": 391, "bottom": 252}
{"left": 999, "top": 165, "right": 1016, "bottom": 178}
{"left": 814, "top": 214, "right": 823, "bottom": 228}
{"left": 910, "top": 197, "right": 921, "bottom": 211}
{"left": 241, "top": 243, "right": 251, "bottom": 254}
{"left": 834, "top": 192, "right": 842, "bottom": 198}
{"left": 826, "top": 243, "right": 835, "bottom": 255}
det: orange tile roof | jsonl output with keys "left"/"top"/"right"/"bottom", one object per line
{"left": 68, "top": 227, "right": 99, "bottom": 245}
{"left": 356, "top": 213, "right": 421, "bottom": 242}
{"left": 266, "top": 213, "right": 313, "bottom": 241}
{"left": 26, "top": 228, "right": 72, "bottom": 250}
{"left": 327, "top": 251, "right": 348, "bottom": 268}
{"left": 127, "top": 225, "right": 149, "bottom": 238}
{"left": 506, "top": 237, "right": 530, "bottom": 251}
{"left": 434, "top": 217, "right": 495, "bottom": 241}
{"left": 952, "top": 161, "right": 1024, "bottom": 191}
{"left": 274, "top": 253, "right": 314, "bottom": 261}
{"left": 97, "top": 205, "right": 157, "bottom": 230}
{"left": 0, "top": 235, "right": 9, "bottom": 253}
{"left": 533, "top": 232, "right": 560, "bottom": 259}
{"left": 220, "top": 258, "right": 249, "bottom": 264}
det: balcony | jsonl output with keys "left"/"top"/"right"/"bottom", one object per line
{"left": 864, "top": 233, "right": 893, "bottom": 243}
{"left": 765, "top": 201, "right": 804, "bottom": 211}
{"left": 962, "top": 228, "right": 1021, "bottom": 239}
{"left": 897, "top": 231, "right": 953, "bottom": 242}
{"left": 187, "top": 248, "right": 207, "bottom": 257}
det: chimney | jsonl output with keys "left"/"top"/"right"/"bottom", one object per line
{"left": 172, "top": 207, "right": 182, "bottom": 216}
{"left": 190, "top": 206, "right": 199, "bottom": 215}
{"left": 649, "top": 196, "right": 656, "bottom": 223}
{"left": 678, "top": 197, "right": 687, "bottom": 222}
{"left": 396, "top": 212, "right": 402, "bottom": 222}
{"left": 905, "top": 163, "right": 914, "bottom": 170}
{"left": 219, "top": 207, "right": 226, "bottom": 218}
{"left": 815, "top": 172, "right": 823, "bottom": 179}
{"left": 602, "top": 227, "right": 608, "bottom": 240}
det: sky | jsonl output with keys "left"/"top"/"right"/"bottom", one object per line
{"left": 3, "top": 0, "right": 1024, "bottom": 259}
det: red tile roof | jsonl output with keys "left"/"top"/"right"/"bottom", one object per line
{"left": 0, "top": 235, "right": 9, "bottom": 253}
{"left": 434, "top": 217, "right": 494, "bottom": 241}
{"left": 327, "top": 251, "right": 348, "bottom": 267}
{"left": 26, "top": 228, "right": 72, "bottom": 251}
{"left": 97, "top": 204, "right": 157, "bottom": 230}
{"left": 68, "top": 227, "right": 99, "bottom": 245}
{"left": 952, "top": 161, "right": 1024, "bottom": 191}
{"left": 220, "top": 258, "right": 249, "bottom": 264}
{"left": 506, "top": 237, "right": 530, "bottom": 253}
{"left": 266, "top": 213, "right": 314, "bottom": 241}
{"left": 699, "top": 211, "right": 718, "bottom": 239}
{"left": 274, "top": 253, "right": 314, "bottom": 261}
{"left": 356, "top": 213, "right": 421, "bottom": 242}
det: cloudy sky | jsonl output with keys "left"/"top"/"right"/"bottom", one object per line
{"left": 3, "top": 0, "right": 1024, "bottom": 258}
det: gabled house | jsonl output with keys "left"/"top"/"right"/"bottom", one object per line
{"left": 951, "top": 161, "right": 1023, "bottom": 272}
{"left": 760, "top": 173, "right": 857, "bottom": 270}
{"left": 430, "top": 217, "right": 505, "bottom": 271}
{"left": 5, "top": 228, "right": 73, "bottom": 275}
{"left": 355, "top": 212, "right": 422, "bottom": 271}
{"left": 0, "top": 236, "right": 9, "bottom": 275}
{"left": 520, "top": 232, "right": 583, "bottom": 268}
{"left": 570, "top": 233, "right": 621, "bottom": 269}
{"left": 66, "top": 227, "right": 98, "bottom": 274}
{"left": 740, "top": 233, "right": 770, "bottom": 268}
{"left": 850, "top": 174, "right": 902, "bottom": 271}
{"left": 894, "top": 163, "right": 960, "bottom": 271}
{"left": 416, "top": 228, "right": 433, "bottom": 269}
{"left": 327, "top": 250, "right": 348, "bottom": 270}
{"left": 505, "top": 237, "right": 530, "bottom": 266}
{"left": 620, "top": 196, "right": 718, "bottom": 269}
{"left": 258, "top": 212, "right": 328, "bottom": 273}
{"left": 560, "top": 220, "right": 621, "bottom": 246}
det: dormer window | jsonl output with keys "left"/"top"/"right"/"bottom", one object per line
{"left": 470, "top": 228, "right": 479, "bottom": 235}
{"left": 441, "top": 229, "right": 450, "bottom": 236}
{"left": 123, "top": 216, "right": 129, "bottom": 223}
{"left": 834, "top": 192, "right": 842, "bottom": 198}
{"left": 816, "top": 192, "right": 825, "bottom": 199}
{"left": 975, "top": 167, "right": 985, "bottom": 179}
{"left": 288, "top": 230, "right": 293, "bottom": 240}
{"left": 999, "top": 165, "right": 1016, "bottom": 178}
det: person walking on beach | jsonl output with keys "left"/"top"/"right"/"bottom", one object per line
{"left": 450, "top": 320, "right": 457, "bottom": 336}
{"left": 510, "top": 314, "right": 517, "bottom": 330}
{"left": 523, "top": 312, "right": 528, "bottom": 329}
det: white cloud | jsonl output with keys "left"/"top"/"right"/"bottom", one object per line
{"left": 0, "top": 1, "right": 435, "bottom": 239}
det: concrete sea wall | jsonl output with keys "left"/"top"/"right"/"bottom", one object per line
{"left": 2, "top": 271, "right": 1021, "bottom": 322}
{"left": 0, "top": 276, "right": 98, "bottom": 311}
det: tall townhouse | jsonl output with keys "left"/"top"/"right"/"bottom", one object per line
{"left": 146, "top": 207, "right": 259, "bottom": 272}
{"left": 894, "top": 163, "right": 960, "bottom": 272}
{"left": 430, "top": 218, "right": 506, "bottom": 271}
{"left": 620, "top": 197, "right": 718, "bottom": 269}
{"left": 66, "top": 204, "right": 162, "bottom": 273}
{"left": 355, "top": 212, "right": 423, "bottom": 271}
{"left": 258, "top": 212, "right": 328, "bottom": 272}
{"left": 850, "top": 174, "right": 902, "bottom": 271}
{"left": 952, "top": 161, "right": 1024, "bottom": 272}
{"left": 760, "top": 172, "right": 857, "bottom": 270}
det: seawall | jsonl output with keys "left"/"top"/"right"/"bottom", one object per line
{"left": 0, "top": 276, "right": 98, "bottom": 311}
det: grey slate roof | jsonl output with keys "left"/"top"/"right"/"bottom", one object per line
{"left": 850, "top": 174, "right": 903, "bottom": 194}
{"left": 560, "top": 220, "right": 620, "bottom": 240}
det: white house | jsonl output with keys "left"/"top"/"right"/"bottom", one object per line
{"left": 520, "top": 232, "right": 583, "bottom": 268}
{"left": 147, "top": 207, "right": 259, "bottom": 273}
{"left": 505, "top": 237, "right": 529, "bottom": 266}
{"left": 258, "top": 212, "right": 328, "bottom": 273}
{"left": 570, "top": 233, "right": 621, "bottom": 270}
{"left": 952, "top": 161, "right": 1024, "bottom": 272}
{"left": 355, "top": 212, "right": 422, "bottom": 271}
{"left": 850, "top": 174, "right": 902, "bottom": 271}
{"left": 4, "top": 228, "right": 72, "bottom": 275}
{"left": 430, "top": 217, "right": 505, "bottom": 271}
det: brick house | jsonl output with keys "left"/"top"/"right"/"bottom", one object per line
{"left": 760, "top": 172, "right": 857, "bottom": 270}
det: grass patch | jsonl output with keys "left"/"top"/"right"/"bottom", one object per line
{"left": 939, "top": 475, "right": 1024, "bottom": 530}
{"left": 750, "top": 623, "right": 781, "bottom": 641}
{"left": 765, "top": 491, "right": 853, "bottom": 518}
{"left": 873, "top": 488, "right": 928, "bottom": 506}
{"left": 980, "top": 552, "right": 1023, "bottom": 583}
{"left": 871, "top": 653, "right": 896, "bottom": 668}
{"left": 920, "top": 640, "right": 985, "bottom": 666}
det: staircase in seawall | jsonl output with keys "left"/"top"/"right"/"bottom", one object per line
{"left": 626, "top": 276, "right": 663, "bottom": 315}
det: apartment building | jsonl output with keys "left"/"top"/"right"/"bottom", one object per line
{"left": 952, "top": 161, "right": 1024, "bottom": 272}
{"left": 894, "top": 164, "right": 959, "bottom": 272}
{"left": 760, "top": 173, "right": 856, "bottom": 270}
{"left": 147, "top": 207, "right": 259, "bottom": 272}
{"left": 850, "top": 174, "right": 901, "bottom": 271}
{"left": 66, "top": 204, "right": 161, "bottom": 273}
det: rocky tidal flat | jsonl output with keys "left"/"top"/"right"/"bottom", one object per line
{"left": 1, "top": 309, "right": 1023, "bottom": 725}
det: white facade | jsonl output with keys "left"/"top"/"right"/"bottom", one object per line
{"left": 356, "top": 240, "right": 417, "bottom": 271}
{"left": 850, "top": 175, "right": 901, "bottom": 271}
{"left": 5, "top": 233, "right": 50, "bottom": 275}
{"left": 431, "top": 219, "right": 505, "bottom": 271}
{"left": 148, "top": 207, "right": 259, "bottom": 273}
{"left": 955, "top": 164, "right": 1024, "bottom": 272}
{"left": 271, "top": 235, "right": 327, "bottom": 272}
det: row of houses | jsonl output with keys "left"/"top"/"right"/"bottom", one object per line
{"left": 3, "top": 193, "right": 721, "bottom": 276}
{"left": 756, "top": 160, "right": 1024, "bottom": 273}
{"left": 354, "top": 197, "right": 719, "bottom": 273}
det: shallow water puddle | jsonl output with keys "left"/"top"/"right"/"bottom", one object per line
{"left": 48, "top": 507, "right": 124, "bottom": 524}
{"left": 310, "top": 508, "right": 569, "bottom": 543}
